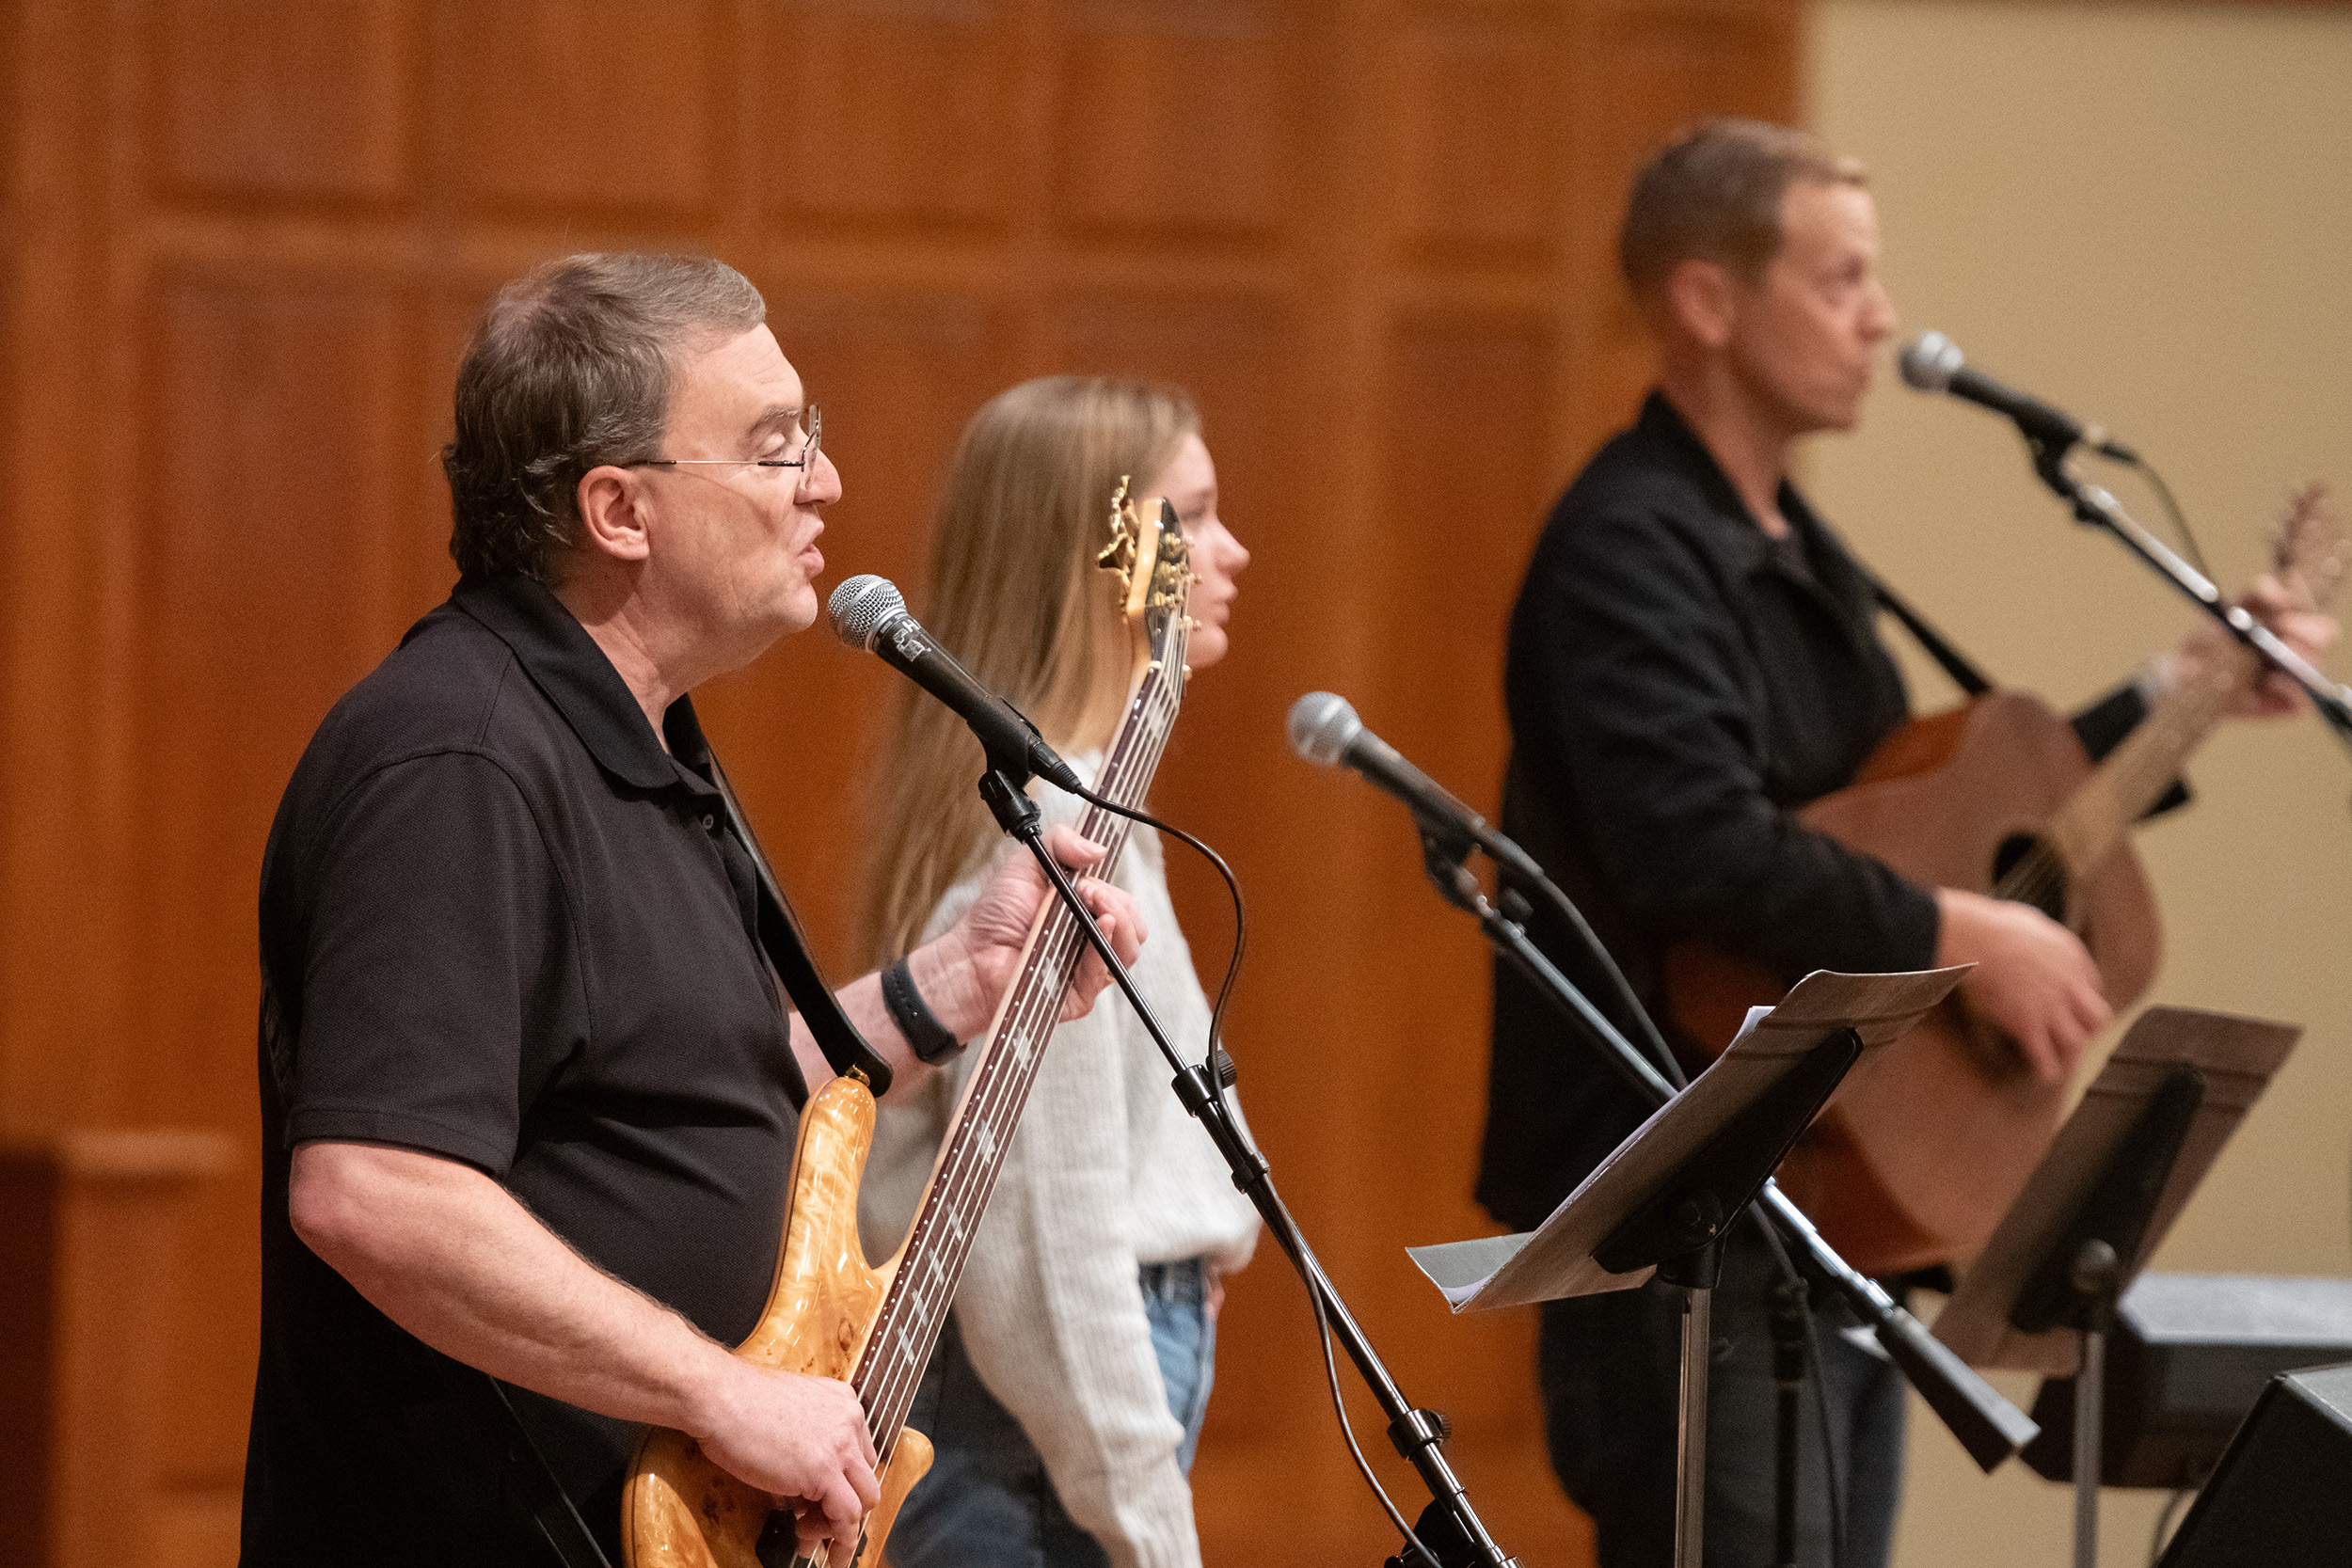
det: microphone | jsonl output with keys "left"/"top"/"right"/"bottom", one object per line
{"left": 829, "top": 575, "right": 1082, "bottom": 792}
{"left": 1287, "top": 691, "right": 1543, "bottom": 884}
{"left": 1898, "top": 331, "right": 2136, "bottom": 463}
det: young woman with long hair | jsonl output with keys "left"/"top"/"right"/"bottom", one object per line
{"left": 856, "top": 375, "right": 1258, "bottom": 1568}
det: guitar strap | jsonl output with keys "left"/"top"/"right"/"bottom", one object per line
{"left": 421, "top": 1357, "right": 615, "bottom": 1568}
{"left": 706, "top": 752, "right": 898, "bottom": 1098}
{"left": 1860, "top": 566, "right": 1996, "bottom": 698}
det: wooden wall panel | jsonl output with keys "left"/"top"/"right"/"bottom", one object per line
{"left": 1395, "top": 8, "right": 1565, "bottom": 262}
{"left": 135, "top": 274, "right": 415, "bottom": 1128}
{"left": 151, "top": 0, "right": 420, "bottom": 206}
{"left": 772, "top": 0, "right": 1012, "bottom": 230}
{"left": 1055, "top": 0, "right": 1298, "bottom": 241}
{"left": 0, "top": 3, "right": 1804, "bottom": 1564}
{"left": 440, "top": 0, "right": 722, "bottom": 218}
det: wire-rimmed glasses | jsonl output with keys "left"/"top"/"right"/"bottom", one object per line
{"left": 627, "top": 405, "right": 823, "bottom": 495}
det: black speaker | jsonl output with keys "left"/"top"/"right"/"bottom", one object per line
{"left": 2022, "top": 1273, "right": 2352, "bottom": 1487}
{"left": 2155, "top": 1361, "right": 2352, "bottom": 1567}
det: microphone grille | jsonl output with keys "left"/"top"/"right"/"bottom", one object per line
{"left": 1898, "top": 331, "right": 1964, "bottom": 394}
{"left": 1287, "top": 690, "right": 1362, "bottom": 768}
{"left": 827, "top": 574, "right": 905, "bottom": 651}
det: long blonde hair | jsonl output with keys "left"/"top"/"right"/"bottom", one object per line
{"left": 859, "top": 375, "right": 1200, "bottom": 965}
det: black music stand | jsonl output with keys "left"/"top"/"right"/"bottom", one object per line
{"left": 1410, "top": 970, "right": 1966, "bottom": 1568}
{"left": 1933, "top": 1006, "right": 2299, "bottom": 1568}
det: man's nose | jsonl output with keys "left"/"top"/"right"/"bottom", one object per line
{"left": 1862, "top": 280, "right": 1898, "bottom": 342}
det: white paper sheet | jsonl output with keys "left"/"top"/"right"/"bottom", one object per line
{"left": 1407, "top": 967, "right": 1968, "bottom": 1312}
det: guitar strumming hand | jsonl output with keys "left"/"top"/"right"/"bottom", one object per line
{"left": 1933, "top": 888, "right": 2107, "bottom": 1084}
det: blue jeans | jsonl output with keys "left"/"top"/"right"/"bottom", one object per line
{"left": 885, "top": 1259, "right": 1216, "bottom": 1568}
{"left": 1536, "top": 1226, "right": 1907, "bottom": 1568}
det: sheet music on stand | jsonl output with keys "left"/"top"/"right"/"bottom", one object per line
{"left": 1408, "top": 967, "right": 1968, "bottom": 1312}
{"left": 1933, "top": 1005, "right": 2300, "bottom": 1375}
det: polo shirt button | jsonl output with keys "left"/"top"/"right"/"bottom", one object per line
{"left": 701, "top": 815, "right": 716, "bottom": 831}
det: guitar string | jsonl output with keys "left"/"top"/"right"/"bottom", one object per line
{"left": 844, "top": 579, "right": 1197, "bottom": 1444}
{"left": 856, "top": 671, "right": 1184, "bottom": 1445}
{"left": 851, "top": 655, "right": 1187, "bottom": 1462}
{"left": 1994, "top": 658, "right": 2237, "bottom": 913}
{"left": 856, "top": 683, "right": 1182, "bottom": 1461}
{"left": 1995, "top": 513, "right": 2334, "bottom": 916}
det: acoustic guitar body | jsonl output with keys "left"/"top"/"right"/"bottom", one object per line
{"left": 623, "top": 1075, "right": 933, "bottom": 1568}
{"left": 1665, "top": 690, "right": 2161, "bottom": 1276}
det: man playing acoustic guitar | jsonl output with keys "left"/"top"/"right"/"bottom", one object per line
{"left": 241, "top": 253, "right": 1145, "bottom": 1567}
{"left": 1475, "top": 120, "right": 2334, "bottom": 1568}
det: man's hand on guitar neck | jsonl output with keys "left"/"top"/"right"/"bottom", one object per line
{"left": 791, "top": 825, "right": 1146, "bottom": 1104}
{"left": 2153, "top": 573, "right": 2341, "bottom": 720}
{"left": 1933, "top": 889, "right": 2110, "bottom": 1083}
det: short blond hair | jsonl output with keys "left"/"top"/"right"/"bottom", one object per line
{"left": 1618, "top": 119, "right": 1867, "bottom": 297}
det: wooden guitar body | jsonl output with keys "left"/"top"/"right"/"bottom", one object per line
{"left": 1667, "top": 487, "right": 2337, "bottom": 1277}
{"left": 623, "top": 1075, "right": 934, "bottom": 1568}
{"left": 1666, "top": 690, "right": 2161, "bottom": 1276}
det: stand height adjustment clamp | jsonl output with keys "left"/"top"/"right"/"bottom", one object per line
{"left": 1388, "top": 1406, "right": 1452, "bottom": 1460}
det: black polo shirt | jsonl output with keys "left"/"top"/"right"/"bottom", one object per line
{"left": 243, "top": 572, "right": 805, "bottom": 1565}
{"left": 1476, "top": 392, "right": 2153, "bottom": 1230}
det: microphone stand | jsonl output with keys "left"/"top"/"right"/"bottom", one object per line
{"left": 974, "top": 769, "right": 1519, "bottom": 1568}
{"left": 1413, "top": 828, "right": 2042, "bottom": 1476}
{"left": 2026, "top": 438, "right": 2352, "bottom": 760}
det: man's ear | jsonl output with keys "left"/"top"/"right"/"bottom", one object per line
{"left": 576, "top": 466, "right": 653, "bottom": 563}
{"left": 1661, "top": 258, "right": 1739, "bottom": 353}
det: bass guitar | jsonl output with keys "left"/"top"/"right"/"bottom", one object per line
{"left": 1666, "top": 487, "right": 2343, "bottom": 1276}
{"left": 622, "top": 483, "right": 1199, "bottom": 1567}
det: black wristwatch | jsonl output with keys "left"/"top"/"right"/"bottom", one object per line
{"left": 881, "top": 957, "right": 964, "bottom": 1064}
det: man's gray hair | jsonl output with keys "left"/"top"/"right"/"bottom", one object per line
{"left": 443, "top": 253, "right": 767, "bottom": 583}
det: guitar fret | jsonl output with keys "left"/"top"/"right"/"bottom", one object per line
{"left": 850, "top": 611, "right": 1191, "bottom": 1459}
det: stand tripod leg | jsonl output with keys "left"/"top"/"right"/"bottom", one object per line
{"left": 1676, "top": 1283, "right": 1711, "bottom": 1568}
{"left": 1772, "top": 1278, "right": 1808, "bottom": 1568}
{"left": 2074, "top": 1323, "right": 2103, "bottom": 1568}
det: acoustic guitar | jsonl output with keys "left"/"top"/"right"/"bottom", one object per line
{"left": 621, "top": 484, "right": 1199, "bottom": 1568}
{"left": 1666, "top": 487, "right": 2344, "bottom": 1277}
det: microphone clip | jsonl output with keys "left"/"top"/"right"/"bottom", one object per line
{"left": 1418, "top": 827, "right": 1484, "bottom": 916}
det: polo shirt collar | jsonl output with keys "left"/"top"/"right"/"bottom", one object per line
{"left": 452, "top": 572, "right": 691, "bottom": 792}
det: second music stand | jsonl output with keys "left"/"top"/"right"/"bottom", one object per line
{"left": 1933, "top": 1006, "right": 2300, "bottom": 1568}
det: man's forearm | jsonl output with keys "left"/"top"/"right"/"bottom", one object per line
{"left": 290, "top": 1139, "right": 732, "bottom": 1432}
{"left": 787, "top": 933, "right": 994, "bottom": 1102}
{"left": 290, "top": 1139, "right": 881, "bottom": 1532}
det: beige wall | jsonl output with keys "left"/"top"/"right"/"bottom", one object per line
{"left": 1808, "top": 3, "right": 2352, "bottom": 1562}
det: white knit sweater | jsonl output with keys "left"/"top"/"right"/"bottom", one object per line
{"left": 858, "top": 771, "right": 1262, "bottom": 1568}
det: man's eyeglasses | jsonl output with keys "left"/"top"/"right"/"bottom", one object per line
{"left": 626, "top": 405, "right": 823, "bottom": 491}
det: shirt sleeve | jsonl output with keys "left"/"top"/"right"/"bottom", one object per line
{"left": 949, "top": 852, "right": 1202, "bottom": 1568}
{"left": 1521, "top": 507, "right": 1941, "bottom": 980}
{"left": 281, "top": 750, "right": 572, "bottom": 1174}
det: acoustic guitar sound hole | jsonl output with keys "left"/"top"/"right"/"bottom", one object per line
{"left": 1991, "top": 832, "right": 2068, "bottom": 924}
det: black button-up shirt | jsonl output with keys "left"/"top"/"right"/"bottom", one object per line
{"left": 246, "top": 571, "right": 804, "bottom": 1564}
{"left": 1476, "top": 393, "right": 2148, "bottom": 1231}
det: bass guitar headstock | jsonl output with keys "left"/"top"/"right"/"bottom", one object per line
{"left": 1097, "top": 474, "right": 1196, "bottom": 689}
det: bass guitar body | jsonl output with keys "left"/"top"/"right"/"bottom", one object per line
{"left": 1665, "top": 689, "right": 2160, "bottom": 1277}
{"left": 623, "top": 1075, "right": 933, "bottom": 1568}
